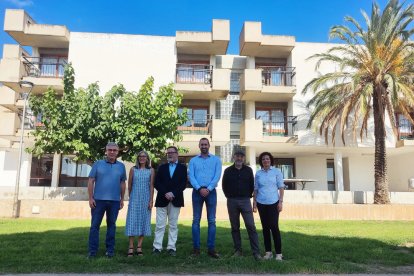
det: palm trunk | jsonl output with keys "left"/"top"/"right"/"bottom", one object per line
{"left": 373, "top": 87, "right": 390, "bottom": 204}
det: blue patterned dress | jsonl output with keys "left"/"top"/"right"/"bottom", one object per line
{"left": 125, "top": 167, "right": 152, "bottom": 236}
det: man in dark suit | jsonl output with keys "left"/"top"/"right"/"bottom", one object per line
{"left": 152, "top": 146, "right": 187, "bottom": 256}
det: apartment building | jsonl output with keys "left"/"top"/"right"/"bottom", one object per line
{"left": 0, "top": 9, "right": 413, "bottom": 218}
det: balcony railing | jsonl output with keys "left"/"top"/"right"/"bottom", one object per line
{"left": 177, "top": 114, "right": 212, "bottom": 135}
{"left": 257, "top": 115, "right": 297, "bottom": 136}
{"left": 23, "top": 56, "right": 67, "bottom": 78}
{"left": 21, "top": 110, "right": 44, "bottom": 130}
{"left": 176, "top": 63, "right": 213, "bottom": 85}
{"left": 397, "top": 119, "right": 414, "bottom": 140}
{"left": 259, "top": 66, "right": 295, "bottom": 86}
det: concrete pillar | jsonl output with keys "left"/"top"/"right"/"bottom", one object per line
{"left": 209, "top": 100, "right": 216, "bottom": 119}
{"left": 51, "top": 153, "right": 61, "bottom": 187}
{"left": 210, "top": 55, "right": 216, "bottom": 67}
{"left": 21, "top": 151, "right": 31, "bottom": 187}
{"left": 246, "top": 146, "right": 256, "bottom": 174}
{"left": 246, "top": 56, "right": 255, "bottom": 69}
{"left": 334, "top": 150, "right": 344, "bottom": 191}
{"left": 246, "top": 101, "right": 255, "bottom": 119}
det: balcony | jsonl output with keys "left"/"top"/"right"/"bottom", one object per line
{"left": 176, "top": 114, "right": 230, "bottom": 154}
{"left": 0, "top": 112, "right": 19, "bottom": 139}
{"left": 0, "top": 45, "right": 66, "bottom": 94}
{"left": 0, "top": 86, "right": 20, "bottom": 112}
{"left": 174, "top": 64, "right": 230, "bottom": 99}
{"left": 240, "top": 116, "right": 297, "bottom": 146}
{"left": 0, "top": 109, "right": 42, "bottom": 141}
{"left": 240, "top": 67, "right": 296, "bottom": 101}
{"left": 4, "top": 9, "right": 70, "bottom": 48}
{"left": 176, "top": 19, "right": 229, "bottom": 55}
{"left": 23, "top": 56, "right": 67, "bottom": 78}
{"left": 178, "top": 114, "right": 212, "bottom": 137}
{"left": 239, "top": 21, "right": 295, "bottom": 58}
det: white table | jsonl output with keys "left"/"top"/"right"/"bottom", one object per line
{"left": 283, "top": 178, "right": 317, "bottom": 190}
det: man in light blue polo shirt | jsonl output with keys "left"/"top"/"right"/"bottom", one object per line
{"left": 188, "top": 137, "right": 222, "bottom": 258}
{"left": 87, "top": 142, "right": 126, "bottom": 258}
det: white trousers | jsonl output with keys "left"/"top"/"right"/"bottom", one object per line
{"left": 153, "top": 202, "right": 181, "bottom": 251}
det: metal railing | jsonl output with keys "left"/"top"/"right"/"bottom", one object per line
{"left": 397, "top": 119, "right": 414, "bottom": 140}
{"left": 176, "top": 63, "right": 213, "bottom": 85}
{"left": 21, "top": 110, "right": 44, "bottom": 130}
{"left": 258, "top": 66, "right": 295, "bottom": 86}
{"left": 22, "top": 56, "right": 67, "bottom": 78}
{"left": 256, "top": 115, "right": 297, "bottom": 136}
{"left": 177, "top": 114, "right": 212, "bottom": 135}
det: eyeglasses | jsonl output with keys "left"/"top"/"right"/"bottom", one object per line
{"left": 138, "top": 155, "right": 147, "bottom": 158}
{"left": 166, "top": 151, "right": 177, "bottom": 155}
{"left": 107, "top": 149, "right": 119, "bottom": 152}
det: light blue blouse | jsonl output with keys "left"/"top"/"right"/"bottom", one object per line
{"left": 254, "top": 166, "right": 284, "bottom": 204}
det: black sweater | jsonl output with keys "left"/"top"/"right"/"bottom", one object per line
{"left": 222, "top": 164, "right": 254, "bottom": 198}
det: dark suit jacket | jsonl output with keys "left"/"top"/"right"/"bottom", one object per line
{"left": 154, "top": 162, "right": 187, "bottom": 207}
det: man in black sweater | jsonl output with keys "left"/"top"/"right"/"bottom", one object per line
{"left": 222, "top": 151, "right": 261, "bottom": 260}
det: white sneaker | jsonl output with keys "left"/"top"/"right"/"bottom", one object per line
{"left": 275, "top": 254, "right": 283, "bottom": 261}
{"left": 263, "top": 251, "right": 273, "bottom": 260}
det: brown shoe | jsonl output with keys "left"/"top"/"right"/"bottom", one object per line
{"left": 207, "top": 250, "right": 220, "bottom": 259}
{"left": 191, "top": 248, "right": 200, "bottom": 257}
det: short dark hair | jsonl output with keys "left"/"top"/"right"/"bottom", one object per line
{"left": 199, "top": 137, "right": 210, "bottom": 145}
{"left": 166, "top": 146, "right": 178, "bottom": 153}
{"left": 258, "top": 152, "right": 274, "bottom": 168}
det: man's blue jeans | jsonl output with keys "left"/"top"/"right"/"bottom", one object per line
{"left": 88, "top": 200, "right": 120, "bottom": 256}
{"left": 192, "top": 189, "right": 217, "bottom": 251}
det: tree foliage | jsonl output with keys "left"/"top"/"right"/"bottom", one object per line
{"left": 28, "top": 64, "right": 188, "bottom": 162}
{"left": 302, "top": 0, "right": 414, "bottom": 204}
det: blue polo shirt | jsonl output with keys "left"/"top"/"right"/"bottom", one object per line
{"left": 89, "top": 159, "right": 126, "bottom": 201}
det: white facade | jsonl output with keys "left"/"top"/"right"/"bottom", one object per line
{"left": 1, "top": 9, "right": 414, "bottom": 204}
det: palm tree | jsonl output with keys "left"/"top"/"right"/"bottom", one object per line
{"left": 302, "top": 0, "right": 414, "bottom": 204}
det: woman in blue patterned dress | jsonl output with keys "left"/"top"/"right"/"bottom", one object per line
{"left": 125, "top": 151, "right": 154, "bottom": 256}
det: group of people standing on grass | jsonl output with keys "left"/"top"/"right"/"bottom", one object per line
{"left": 86, "top": 138, "right": 284, "bottom": 262}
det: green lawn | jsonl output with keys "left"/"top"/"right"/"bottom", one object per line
{"left": 0, "top": 219, "right": 413, "bottom": 274}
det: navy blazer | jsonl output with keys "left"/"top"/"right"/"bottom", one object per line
{"left": 154, "top": 162, "right": 187, "bottom": 207}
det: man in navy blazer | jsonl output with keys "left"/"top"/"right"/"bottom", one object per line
{"left": 152, "top": 146, "right": 187, "bottom": 256}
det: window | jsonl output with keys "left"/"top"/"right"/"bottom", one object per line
{"left": 216, "top": 94, "right": 245, "bottom": 122}
{"left": 178, "top": 106, "right": 210, "bottom": 134}
{"left": 327, "top": 159, "right": 335, "bottom": 191}
{"left": 256, "top": 108, "right": 287, "bottom": 136}
{"left": 59, "top": 156, "right": 92, "bottom": 187}
{"left": 40, "top": 56, "right": 67, "bottom": 78}
{"left": 30, "top": 154, "right": 53, "bottom": 186}
{"left": 396, "top": 113, "right": 414, "bottom": 140}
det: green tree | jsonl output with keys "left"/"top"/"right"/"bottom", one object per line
{"left": 29, "top": 64, "right": 188, "bottom": 162}
{"left": 302, "top": 0, "right": 414, "bottom": 204}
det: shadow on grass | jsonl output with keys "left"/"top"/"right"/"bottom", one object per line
{"left": 0, "top": 222, "right": 413, "bottom": 274}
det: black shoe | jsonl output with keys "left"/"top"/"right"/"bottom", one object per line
{"left": 207, "top": 250, "right": 220, "bottom": 259}
{"left": 232, "top": 250, "right": 242, "bottom": 257}
{"left": 105, "top": 252, "right": 114, "bottom": 258}
{"left": 152, "top": 248, "right": 161, "bottom": 255}
{"left": 191, "top": 248, "right": 200, "bottom": 257}
{"left": 253, "top": 253, "right": 263, "bottom": 261}
{"left": 167, "top": 249, "right": 176, "bottom": 256}
{"left": 87, "top": 253, "right": 96, "bottom": 259}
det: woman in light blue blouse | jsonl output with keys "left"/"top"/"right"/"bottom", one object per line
{"left": 253, "top": 152, "right": 284, "bottom": 261}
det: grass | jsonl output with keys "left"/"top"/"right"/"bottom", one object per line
{"left": 0, "top": 219, "right": 413, "bottom": 274}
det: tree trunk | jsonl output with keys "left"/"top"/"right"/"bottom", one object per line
{"left": 373, "top": 87, "right": 390, "bottom": 204}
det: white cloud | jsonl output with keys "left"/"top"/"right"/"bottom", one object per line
{"left": 6, "top": 0, "right": 34, "bottom": 8}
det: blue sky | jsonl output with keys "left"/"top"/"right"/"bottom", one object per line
{"left": 0, "top": 0, "right": 391, "bottom": 56}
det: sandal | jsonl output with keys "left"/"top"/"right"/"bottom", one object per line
{"left": 136, "top": 247, "right": 143, "bottom": 256}
{"left": 127, "top": 247, "right": 134, "bottom": 257}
